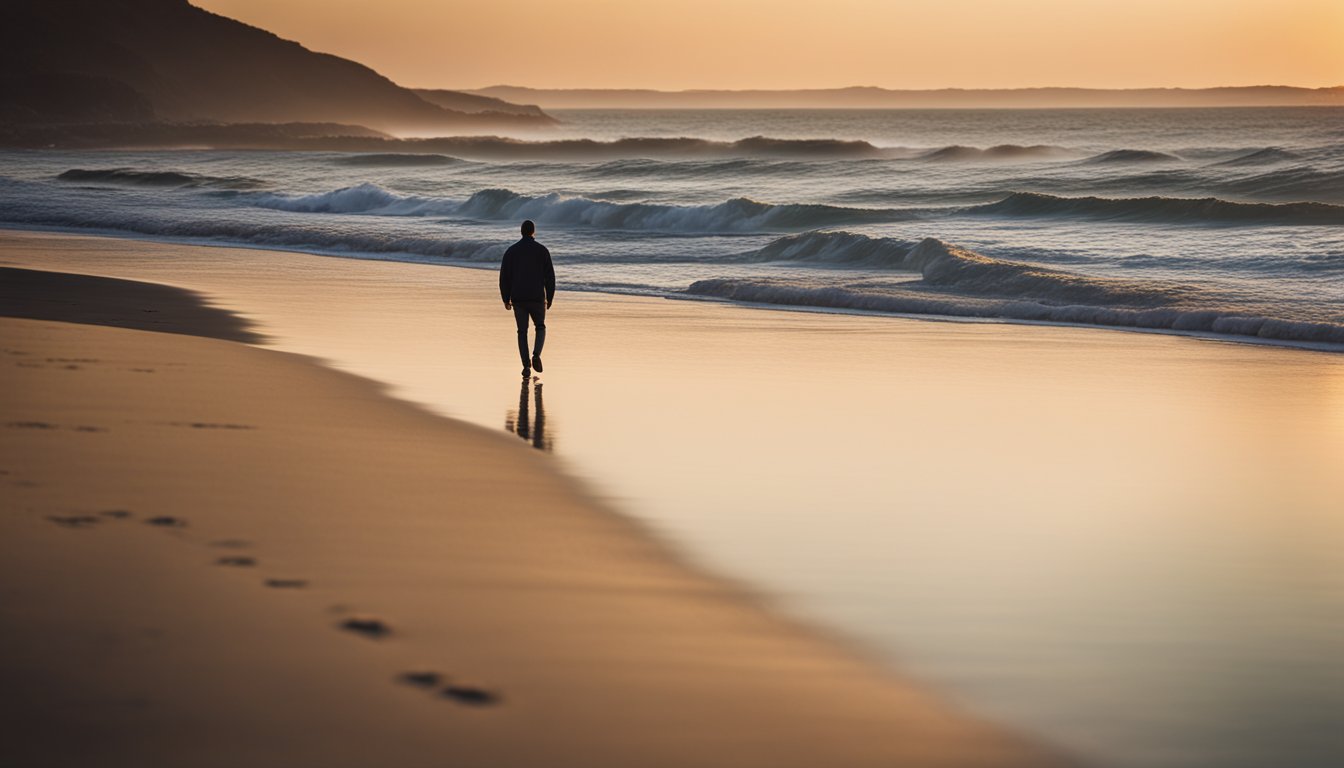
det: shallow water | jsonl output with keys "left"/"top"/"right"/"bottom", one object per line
{"left": 1, "top": 108, "right": 1342, "bottom": 347}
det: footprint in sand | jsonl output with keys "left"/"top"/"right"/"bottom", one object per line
{"left": 339, "top": 617, "right": 391, "bottom": 639}
{"left": 43, "top": 504, "right": 495, "bottom": 707}
{"left": 46, "top": 515, "right": 102, "bottom": 528}
{"left": 398, "top": 671, "right": 444, "bottom": 689}
{"left": 441, "top": 686, "right": 501, "bottom": 706}
{"left": 145, "top": 515, "right": 187, "bottom": 528}
{"left": 264, "top": 578, "right": 308, "bottom": 589}
{"left": 397, "top": 673, "right": 502, "bottom": 706}
{"left": 47, "top": 509, "right": 131, "bottom": 527}
{"left": 5, "top": 421, "right": 108, "bottom": 433}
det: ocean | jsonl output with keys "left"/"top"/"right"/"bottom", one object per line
{"left": 1, "top": 107, "right": 1342, "bottom": 348}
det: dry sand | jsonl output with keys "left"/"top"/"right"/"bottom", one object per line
{"left": 0, "top": 264, "right": 1067, "bottom": 766}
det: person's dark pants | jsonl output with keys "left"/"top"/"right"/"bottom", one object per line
{"left": 513, "top": 300, "right": 546, "bottom": 369}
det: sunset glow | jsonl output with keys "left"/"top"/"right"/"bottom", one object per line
{"left": 6, "top": 0, "right": 1344, "bottom": 765}
{"left": 194, "top": 0, "right": 1343, "bottom": 90}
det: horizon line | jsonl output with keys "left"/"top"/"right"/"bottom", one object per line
{"left": 436, "top": 83, "right": 1344, "bottom": 93}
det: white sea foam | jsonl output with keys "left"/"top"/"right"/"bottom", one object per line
{"left": 251, "top": 183, "right": 457, "bottom": 216}
{"left": 248, "top": 185, "right": 913, "bottom": 232}
{"left": 691, "top": 236, "right": 1344, "bottom": 345}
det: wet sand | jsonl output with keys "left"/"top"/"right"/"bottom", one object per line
{"left": 0, "top": 256, "right": 1065, "bottom": 764}
{"left": 4, "top": 229, "right": 1342, "bottom": 767}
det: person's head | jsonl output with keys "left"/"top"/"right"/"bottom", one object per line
{"left": 521, "top": 220, "right": 535, "bottom": 237}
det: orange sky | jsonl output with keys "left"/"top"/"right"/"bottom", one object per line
{"left": 195, "top": 0, "right": 1342, "bottom": 90}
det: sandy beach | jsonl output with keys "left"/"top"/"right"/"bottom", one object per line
{"left": 3, "top": 229, "right": 1342, "bottom": 766}
{"left": 5, "top": 0, "right": 1340, "bottom": 762}
{"left": 0, "top": 238, "right": 1068, "bottom": 766}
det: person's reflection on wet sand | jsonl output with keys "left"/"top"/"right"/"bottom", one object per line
{"left": 506, "top": 379, "right": 530, "bottom": 441}
{"left": 532, "top": 382, "right": 548, "bottom": 451}
{"left": 504, "top": 379, "right": 552, "bottom": 452}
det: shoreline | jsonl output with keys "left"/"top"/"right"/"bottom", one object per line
{"left": 3, "top": 223, "right": 1340, "bottom": 356}
{"left": 5, "top": 229, "right": 1343, "bottom": 767}
{"left": 0, "top": 264, "right": 1068, "bottom": 765}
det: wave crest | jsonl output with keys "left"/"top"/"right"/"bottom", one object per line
{"left": 454, "top": 189, "right": 912, "bottom": 232}
{"left": 333, "top": 153, "right": 461, "bottom": 167}
{"left": 397, "top": 135, "right": 890, "bottom": 160}
{"left": 922, "top": 145, "right": 1073, "bottom": 162}
{"left": 743, "top": 231, "right": 920, "bottom": 267}
{"left": 1212, "top": 147, "right": 1303, "bottom": 167}
{"left": 1216, "top": 166, "right": 1344, "bottom": 203}
{"left": 1084, "top": 149, "right": 1182, "bottom": 164}
{"left": 967, "top": 192, "right": 1344, "bottom": 225}
{"left": 58, "top": 168, "right": 264, "bottom": 189}
{"left": 248, "top": 184, "right": 917, "bottom": 232}
{"left": 251, "top": 183, "right": 455, "bottom": 215}
{"left": 734, "top": 233, "right": 1183, "bottom": 304}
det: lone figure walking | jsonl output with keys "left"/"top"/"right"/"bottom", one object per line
{"left": 499, "top": 219, "right": 555, "bottom": 377}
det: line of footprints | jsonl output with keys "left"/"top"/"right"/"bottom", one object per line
{"left": 43, "top": 508, "right": 501, "bottom": 708}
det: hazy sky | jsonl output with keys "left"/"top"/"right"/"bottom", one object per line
{"left": 195, "top": 0, "right": 1342, "bottom": 90}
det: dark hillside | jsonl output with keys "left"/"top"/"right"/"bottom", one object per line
{"left": 0, "top": 0, "right": 551, "bottom": 131}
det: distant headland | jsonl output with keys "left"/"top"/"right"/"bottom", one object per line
{"left": 0, "top": 0, "right": 553, "bottom": 142}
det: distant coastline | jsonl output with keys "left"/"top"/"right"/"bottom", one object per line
{"left": 466, "top": 85, "right": 1344, "bottom": 110}
{"left": 1, "top": 0, "right": 554, "bottom": 133}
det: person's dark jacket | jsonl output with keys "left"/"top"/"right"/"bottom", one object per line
{"left": 499, "top": 236, "right": 555, "bottom": 305}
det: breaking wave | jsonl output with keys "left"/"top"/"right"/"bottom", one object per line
{"left": 0, "top": 203, "right": 504, "bottom": 263}
{"left": 250, "top": 184, "right": 916, "bottom": 232}
{"left": 967, "top": 192, "right": 1344, "bottom": 225}
{"left": 741, "top": 231, "right": 922, "bottom": 268}
{"left": 2, "top": 177, "right": 500, "bottom": 261}
{"left": 744, "top": 234, "right": 1184, "bottom": 303}
{"left": 689, "top": 237, "right": 1344, "bottom": 345}
{"left": 454, "top": 188, "right": 914, "bottom": 232}
{"left": 251, "top": 183, "right": 455, "bottom": 215}
{"left": 58, "top": 168, "right": 264, "bottom": 189}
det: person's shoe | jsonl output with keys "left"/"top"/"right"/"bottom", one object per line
{"left": 531, "top": 353, "right": 543, "bottom": 373}
{"left": 521, "top": 366, "right": 531, "bottom": 378}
